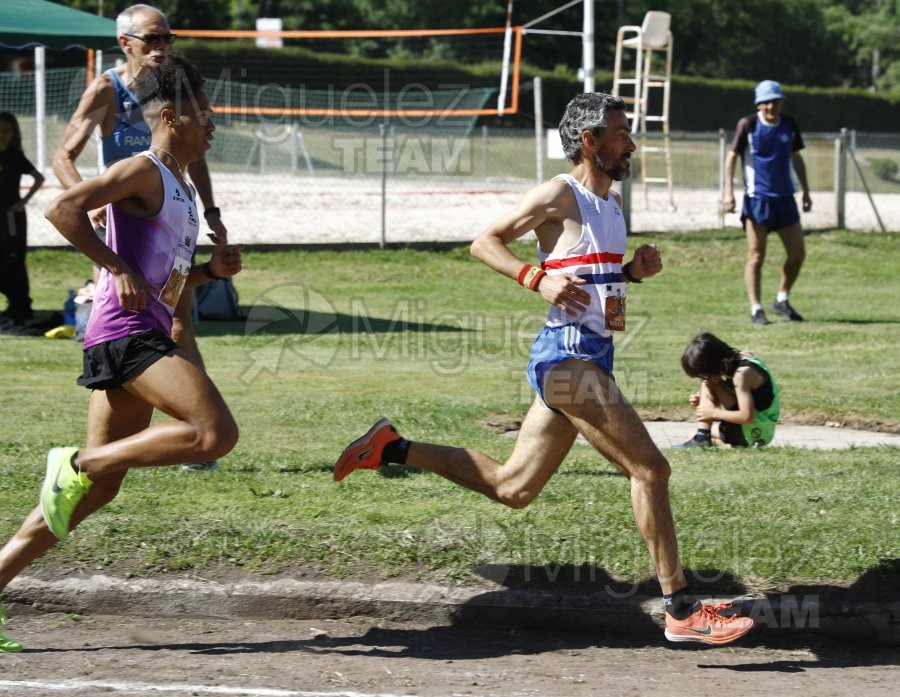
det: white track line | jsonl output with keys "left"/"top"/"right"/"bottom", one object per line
{"left": 0, "top": 679, "right": 416, "bottom": 697}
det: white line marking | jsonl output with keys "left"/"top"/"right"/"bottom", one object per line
{"left": 0, "top": 679, "right": 416, "bottom": 697}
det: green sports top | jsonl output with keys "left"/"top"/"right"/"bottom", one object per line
{"left": 740, "top": 355, "right": 780, "bottom": 446}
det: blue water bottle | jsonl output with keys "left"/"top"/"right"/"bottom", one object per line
{"left": 64, "top": 289, "right": 76, "bottom": 326}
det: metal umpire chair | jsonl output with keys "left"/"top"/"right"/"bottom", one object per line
{"left": 612, "top": 11, "right": 676, "bottom": 210}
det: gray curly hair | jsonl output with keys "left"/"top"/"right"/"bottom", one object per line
{"left": 558, "top": 93, "right": 627, "bottom": 163}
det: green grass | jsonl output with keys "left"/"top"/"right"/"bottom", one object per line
{"left": 1, "top": 230, "right": 898, "bottom": 595}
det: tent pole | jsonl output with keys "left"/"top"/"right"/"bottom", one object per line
{"left": 96, "top": 50, "right": 104, "bottom": 175}
{"left": 35, "top": 45, "right": 46, "bottom": 174}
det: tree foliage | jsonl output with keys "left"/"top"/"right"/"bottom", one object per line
{"left": 823, "top": 0, "right": 900, "bottom": 90}
{"left": 57, "top": 0, "right": 900, "bottom": 93}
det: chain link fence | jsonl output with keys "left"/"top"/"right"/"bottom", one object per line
{"left": 9, "top": 68, "right": 900, "bottom": 246}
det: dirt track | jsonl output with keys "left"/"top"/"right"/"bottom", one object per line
{"left": 1, "top": 611, "right": 898, "bottom": 697}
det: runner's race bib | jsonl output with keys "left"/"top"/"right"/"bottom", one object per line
{"left": 158, "top": 255, "right": 192, "bottom": 311}
{"left": 603, "top": 282, "right": 626, "bottom": 331}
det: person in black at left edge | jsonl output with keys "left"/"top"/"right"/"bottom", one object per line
{"left": 0, "top": 111, "right": 45, "bottom": 332}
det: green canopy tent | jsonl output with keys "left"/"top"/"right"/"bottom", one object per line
{"left": 0, "top": 0, "right": 118, "bottom": 51}
{"left": 0, "top": 0, "right": 119, "bottom": 171}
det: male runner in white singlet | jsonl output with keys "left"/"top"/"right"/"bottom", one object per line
{"left": 334, "top": 93, "right": 755, "bottom": 646}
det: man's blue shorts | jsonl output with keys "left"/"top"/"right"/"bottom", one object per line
{"left": 741, "top": 195, "right": 800, "bottom": 231}
{"left": 526, "top": 324, "right": 614, "bottom": 407}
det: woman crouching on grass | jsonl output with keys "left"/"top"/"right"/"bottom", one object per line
{"left": 677, "top": 332, "right": 780, "bottom": 449}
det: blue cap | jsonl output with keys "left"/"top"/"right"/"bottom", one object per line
{"left": 754, "top": 80, "right": 785, "bottom": 104}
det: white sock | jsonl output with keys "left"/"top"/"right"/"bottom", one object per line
{"left": 776, "top": 291, "right": 789, "bottom": 303}
{"left": 751, "top": 303, "right": 763, "bottom": 316}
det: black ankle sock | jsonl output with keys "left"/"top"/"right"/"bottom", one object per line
{"left": 382, "top": 438, "right": 410, "bottom": 465}
{"left": 70, "top": 452, "right": 79, "bottom": 473}
{"left": 692, "top": 429, "right": 711, "bottom": 442}
{"left": 663, "top": 587, "right": 701, "bottom": 619}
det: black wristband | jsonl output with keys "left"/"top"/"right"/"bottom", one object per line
{"left": 623, "top": 262, "right": 642, "bottom": 283}
{"left": 202, "top": 261, "right": 224, "bottom": 281}
{"left": 204, "top": 206, "right": 221, "bottom": 219}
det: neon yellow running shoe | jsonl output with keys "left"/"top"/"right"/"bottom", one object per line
{"left": 0, "top": 604, "right": 22, "bottom": 653}
{"left": 40, "top": 447, "right": 92, "bottom": 541}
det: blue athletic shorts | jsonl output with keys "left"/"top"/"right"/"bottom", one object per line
{"left": 741, "top": 195, "right": 800, "bottom": 231}
{"left": 526, "top": 324, "right": 614, "bottom": 406}
{"left": 78, "top": 330, "right": 176, "bottom": 390}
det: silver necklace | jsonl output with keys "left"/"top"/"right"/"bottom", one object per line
{"left": 149, "top": 145, "right": 183, "bottom": 177}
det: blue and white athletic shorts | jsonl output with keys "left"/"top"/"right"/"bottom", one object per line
{"left": 526, "top": 324, "right": 614, "bottom": 407}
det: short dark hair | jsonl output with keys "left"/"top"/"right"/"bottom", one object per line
{"left": 133, "top": 53, "right": 205, "bottom": 117}
{"left": 558, "top": 93, "right": 626, "bottom": 163}
{"left": 681, "top": 332, "right": 741, "bottom": 378}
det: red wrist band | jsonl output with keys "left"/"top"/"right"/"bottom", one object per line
{"left": 529, "top": 269, "right": 547, "bottom": 291}
{"left": 518, "top": 264, "right": 546, "bottom": 291}
{"left": 520, "top": 267, "right": 546, "bottom": 291}
{"left": 517, "top": 264, "right": 533, "bottom": 286}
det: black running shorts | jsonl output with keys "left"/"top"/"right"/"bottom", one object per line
{"left": 78, "top": 330, "right": 177, "bottom": 389}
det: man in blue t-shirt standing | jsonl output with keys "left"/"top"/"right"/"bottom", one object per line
{"left": 724, "top": 80, "right": 811, "bottom": 325}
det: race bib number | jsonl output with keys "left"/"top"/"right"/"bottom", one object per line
{"left": 158, "top": 255, "right": 192, "bottom": 311}
{"left": 603, "top": 283, "right": 626, "bottom": 331}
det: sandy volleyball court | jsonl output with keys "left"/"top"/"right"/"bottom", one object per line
{"left": 25, "top": 172, "right": 898, "bottom": 248}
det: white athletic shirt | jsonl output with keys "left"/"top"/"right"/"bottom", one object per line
{"left": 537, "top": 174, "right": 629, "bottom": 336}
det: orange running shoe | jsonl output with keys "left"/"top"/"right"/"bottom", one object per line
{"left": 333, "top": 418, "right": 401, "bottom": 482}
{"left": 664, "top": 602, "right": 754, "bottom": 645}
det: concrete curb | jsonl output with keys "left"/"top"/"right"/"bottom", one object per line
{"left": 502, "top": 422, "right": 900, "bottom": 451}
{"left": 644, "top": 421, "right": 900, "bottom": 450}
{"left": 6, "top": 575, "right": 898, "bottom": 646}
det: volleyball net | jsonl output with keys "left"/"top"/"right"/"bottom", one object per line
{"left": 165, "top": 26, "right": 523, "bottom": 132}
{"left": 7, "top": 24, "right": 538, "bottom": 246}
